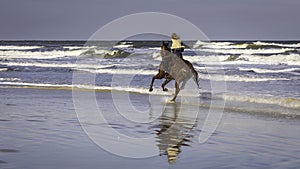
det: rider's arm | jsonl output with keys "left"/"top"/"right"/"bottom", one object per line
{"left": 168, "top": 41, "right": 172, "bottom": 50}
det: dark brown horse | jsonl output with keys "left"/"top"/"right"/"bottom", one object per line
{"left": 149, "top": 42, "right": 199, "bottom": 101}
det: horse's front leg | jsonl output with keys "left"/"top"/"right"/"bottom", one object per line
{"left": 161, "top": 78, "right": 172, "bottom": 91}
{"left": 149, "top": 70, "right": 164, "bottom": 92}
{"left": 149, "top": 76, "right": 156, "bottom": 92}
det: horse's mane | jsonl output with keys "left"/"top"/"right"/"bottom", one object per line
{"left": 160, "top": 42, "right": 172, "bottom": 59}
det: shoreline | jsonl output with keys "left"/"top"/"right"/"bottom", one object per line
{"left": 1, "top": 86, "right": 299, "bottom": 120}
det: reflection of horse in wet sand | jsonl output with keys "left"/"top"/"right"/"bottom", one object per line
{"left": 153, "top": 103, "right": 195, "bottom": 164}
{"left": 149, "top": 42, "right": 199, "bottom": 101}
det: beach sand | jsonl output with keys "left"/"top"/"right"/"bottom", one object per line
{"left": 1, "top": 87, "right": 300, "bottom": 168}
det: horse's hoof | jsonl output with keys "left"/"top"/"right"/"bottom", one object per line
{"left": 163, "top": 88, "right": 168, "bottom": 92}
{"left": 166, "top": 99, "right": 175, "bottom": 103}
{"left": 149, "top": 88, "right": 153, "bottom": 92}
{"left": 168, "top": 100, "right": 176, "bottom": 103}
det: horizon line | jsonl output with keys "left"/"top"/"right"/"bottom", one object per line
{"left": 1, "top": 39, "right": 300, "bottom": 41}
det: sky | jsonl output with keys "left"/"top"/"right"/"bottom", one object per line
{"left": 0, "top": 0, "right": 299, "bottom": 40}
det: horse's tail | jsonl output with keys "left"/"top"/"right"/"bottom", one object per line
{"left": 184, "top": 59, "right": 200, "bottom": 89}
{"left": 192, "top": 69, "right": 200, "bottom": 89}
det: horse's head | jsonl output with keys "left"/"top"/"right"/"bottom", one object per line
{"left": 161, "top": 41, "right": 171, "bottom": 58}
{"left": 161, "top": 41, "right": 170, "bottom": 51}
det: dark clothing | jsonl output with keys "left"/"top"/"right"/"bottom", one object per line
{"left": 172, "top": 50, "right": 183, "bottom": 59}
{"left": 168, "top": 41, "right": 184, "bottom": 59}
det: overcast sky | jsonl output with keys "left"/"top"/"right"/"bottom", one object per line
{"left": 0, "top": 0, "right": 299, "bottom": 40}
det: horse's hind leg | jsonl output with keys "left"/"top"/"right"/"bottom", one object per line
{"left": 180, "top": 79, "right": 188, "bottom": 90}
{"left": 171, "top": 81, "right": 180, "bottom": 102}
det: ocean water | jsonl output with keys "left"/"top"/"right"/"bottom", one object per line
{"left": 0, "top": 40, "right": 299, "bottom": 114}
{"left": 1, "top": 40, "right": 300, "bottom": 168}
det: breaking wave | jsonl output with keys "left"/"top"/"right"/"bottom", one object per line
{"left": 0, "top": 82, "right": 299, "bottom": 113}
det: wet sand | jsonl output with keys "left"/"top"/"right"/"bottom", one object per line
{"left": 0, "top": 88, "right": 300, "bottom": 169}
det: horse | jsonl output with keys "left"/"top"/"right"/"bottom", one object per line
{"left": 149, "top": 42, "right": 199, "bottom": 101}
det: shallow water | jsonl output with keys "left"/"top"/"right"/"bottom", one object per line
{"left": 1, "top": 88, "right": 300, "bottom": 169}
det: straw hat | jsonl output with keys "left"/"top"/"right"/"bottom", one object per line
{"left": 171, "top": 33, "right": 180, "bottom": 40}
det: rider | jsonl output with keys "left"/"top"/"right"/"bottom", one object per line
{"left": 168, "top": 33, "right": 185, "bottom": 59}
